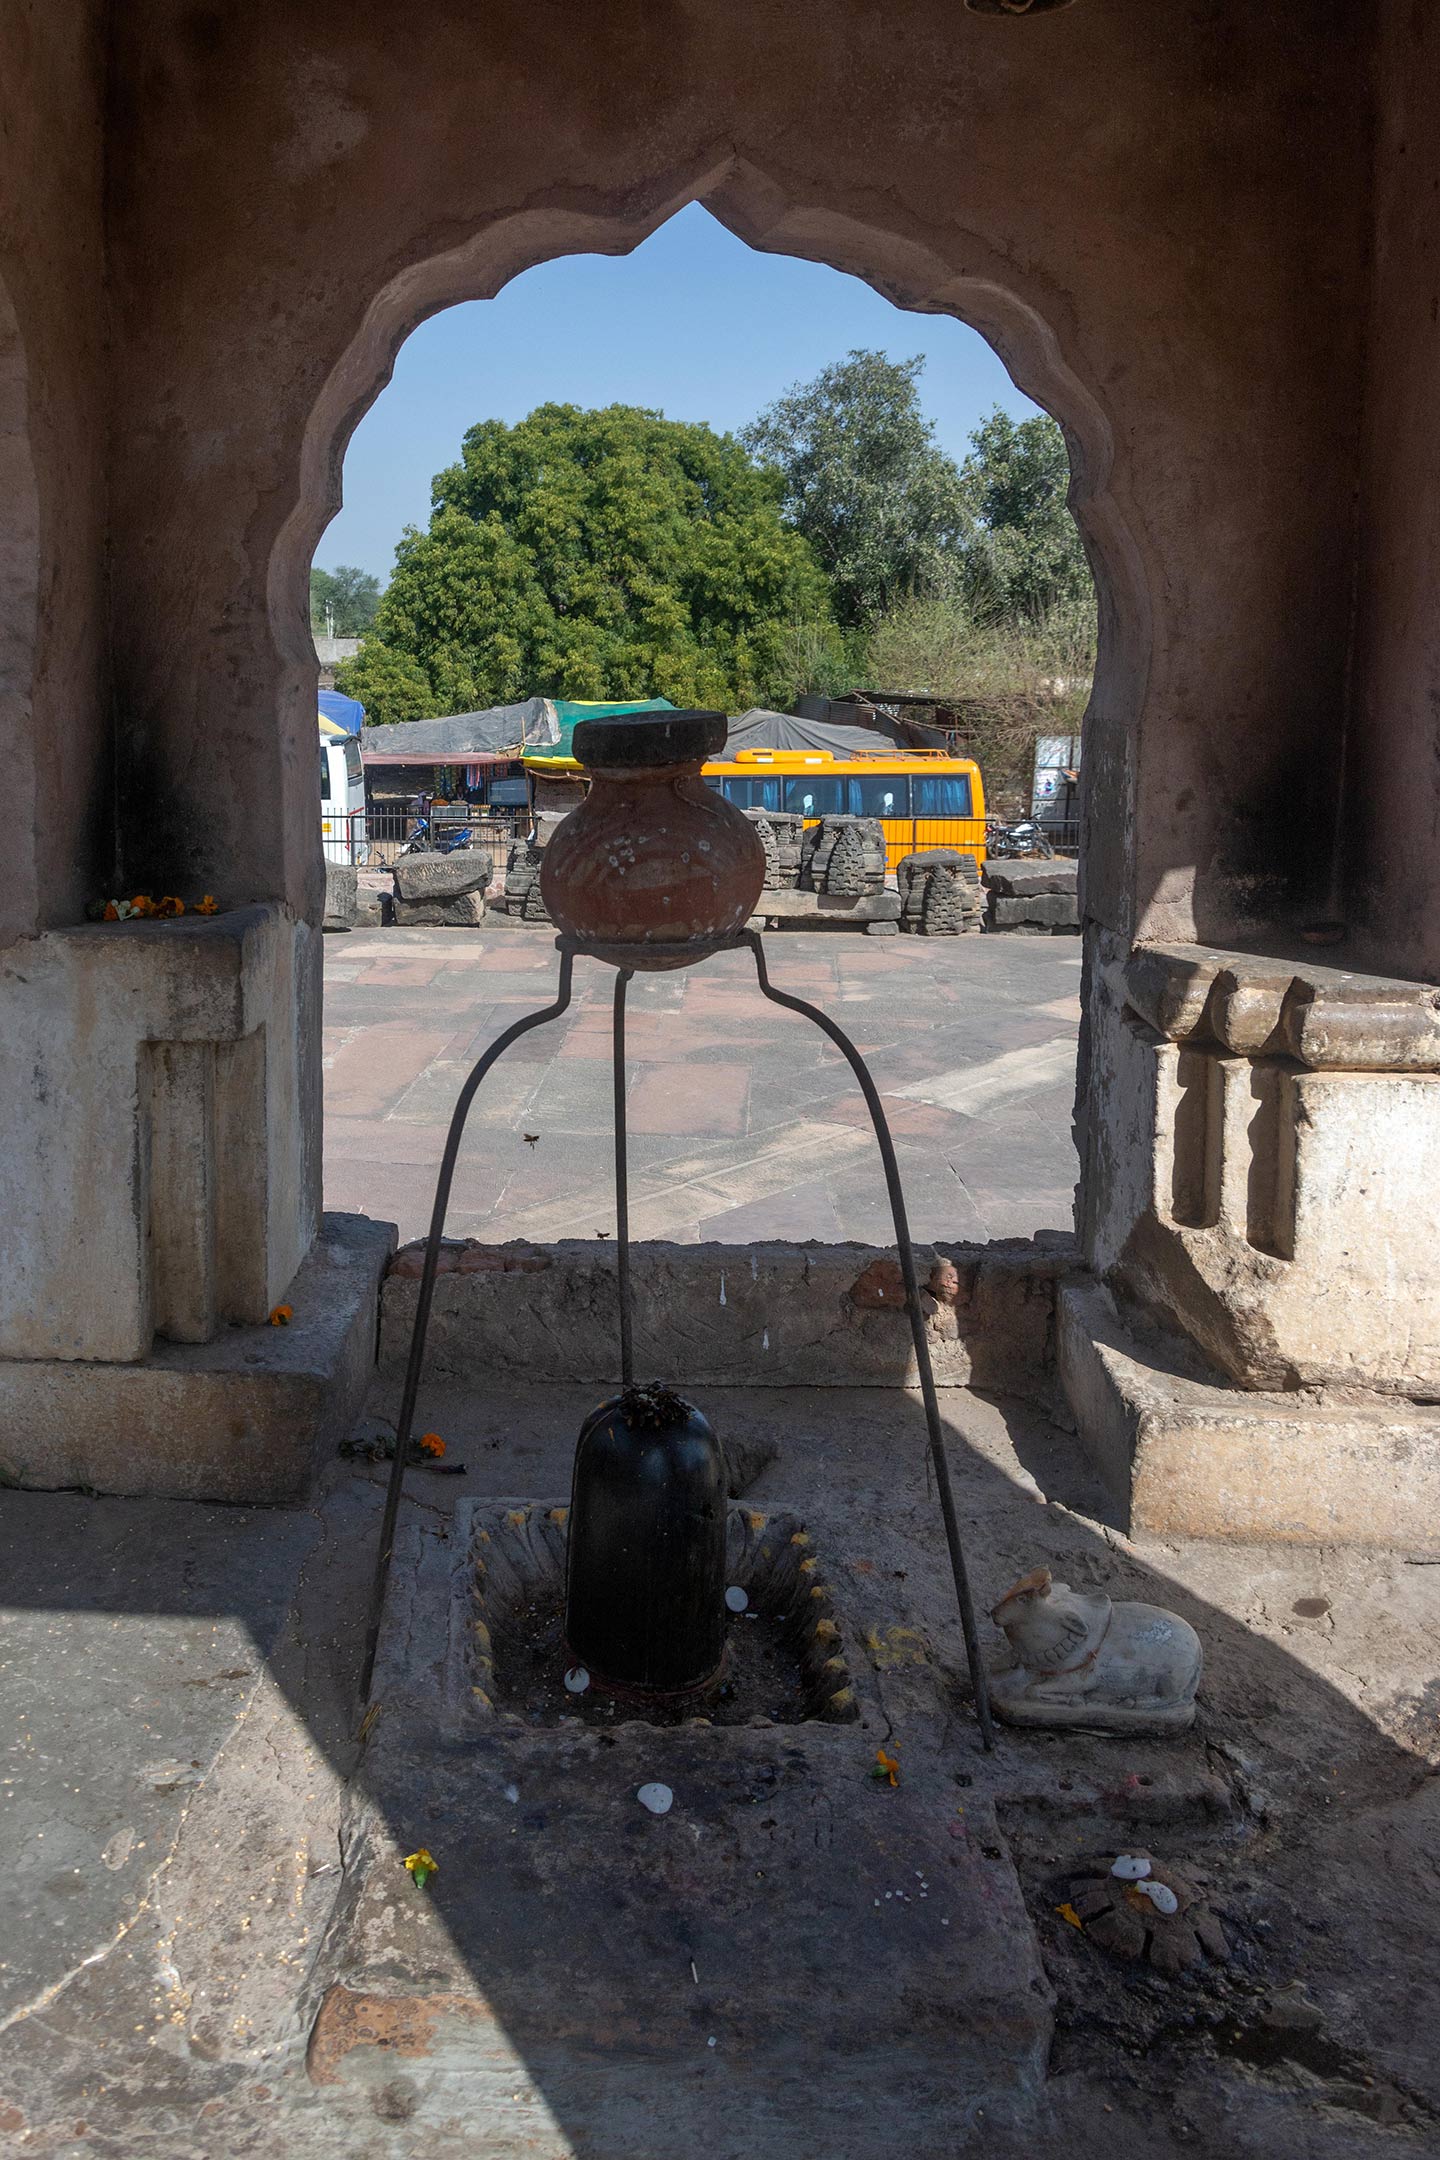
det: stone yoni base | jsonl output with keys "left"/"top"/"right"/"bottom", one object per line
{"left": 0, "top": 1213, "right": 395, "bottom": 1504}
{"left": 1059, "top": 1279, "right": 1440, "bottom": 1548}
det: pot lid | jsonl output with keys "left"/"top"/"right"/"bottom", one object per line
{"left": 571, "top": 708, "right": 728, "bottom": 771}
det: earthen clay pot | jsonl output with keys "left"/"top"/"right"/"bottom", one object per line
{"left": 539, "top": 710, "right": 765, "bottom": 969}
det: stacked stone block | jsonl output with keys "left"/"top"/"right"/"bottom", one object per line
{"left": 799, "top": 815, "right": 887, "bottom": 896}
{"left": 743, "top": 808, "right": 806, "bottom": 887}
{"left": 494, "top": 840, "right": 553, "bottom": 924}
{"left": 982, "top": 857, "right": 1080, "bottom": 933}
{"left": 389, "top": 849, "right": 489, "bottom": 927}
{"left": 896, "top": 849, "right": 985, "bottom": 935}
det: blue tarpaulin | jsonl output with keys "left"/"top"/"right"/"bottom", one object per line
{"left": 319, "top": 687, "right": 365, "bottom": 735}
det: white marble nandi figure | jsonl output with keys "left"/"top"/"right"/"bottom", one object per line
{"left": 987, "top": 1566, "right": 1202, "bottom": 1732}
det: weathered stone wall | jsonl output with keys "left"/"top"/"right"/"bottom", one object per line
{"left": 379, "top": 1236, "right": 1073, "bottom": 1400}
{"left": 1349, "top": 2, "right": 1440, "bottom": 982}
{"left": 103, "top": 0, "right": 1371, "bottom": 956}
{"left": 0, "top": 5, "right": 109, "bottom": 943}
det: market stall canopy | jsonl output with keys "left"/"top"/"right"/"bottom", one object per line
{"left": 319, "top": 687, "right": 365, "bottom": 736}
{"left": 361, "top": 695, "right": 559, "bottom": 765}
{"left": 720, "top": 708, "right": 904, "bottom": 759}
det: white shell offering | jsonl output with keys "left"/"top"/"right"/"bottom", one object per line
{"left": 563, "top": 1665, "right": 591, "bottom": 1694}
{"left": 637, "top": 1782, "right": 674, "bottom": 1815}
{"left": 724, "top": 1585, "right": 749, "bottom": 1614}
{"left": 1137, "top": 1879, "right": 1179, "bottom": 1916}
{"left": 1111, "top": 1854, "right": 1152, "bottom": 1881}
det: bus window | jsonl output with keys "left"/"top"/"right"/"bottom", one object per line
{"left": 850, "top": 774, "right": 907, "bottom": 818}
{"left": 754, "top": 777, "right": 781, "bottom": 812}
{"left": 783, "top": 775, "right": 846, "bottom": 817}
{"left": 913, "top": 773, "right": 973, "bottom": 818}
{"left": 704, "top": 775, "right": 725, "bottom": 796}
{"left": 320, "top": 747, "right": 332, "bottom": 801}
{"left": 721, "top": 778, "right": 753, "bottom": 808}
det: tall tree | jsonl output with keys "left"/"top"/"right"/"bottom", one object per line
{"left": 310, "top": 563, "right": 382, "bottom": 637}
{"left": 741, "top": 350, "right": 969, "bottom": 628}
{"left": 957, "top": 408, "right": 1090, "bottom": 622}
{"left": 336, "top": 403, "right": 837, "bottom": 724}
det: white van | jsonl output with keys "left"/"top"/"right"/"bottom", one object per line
{"left": 320, "top": 731, "right": 368, "bottom": 864}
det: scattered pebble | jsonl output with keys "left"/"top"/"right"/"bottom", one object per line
{"left": 502, "top": 1784, "right": 520, "bottom": 1805}
{"left": 1138, "top": 1880, "right": 1179, "bottom": 1916}
{"left": 637, "top": 1782, "right": 674, "bottom": 1816}
{"left": 707, "top": 2036, "right": 717, "bottom": 2048}
{"left": 725, "top": 1586, "right": 749, "bottom": 1614}
{"left": 563, "top": 1666, "right": 591, "bottom": 1694}
{"left": 1111, "top": 1854, "right": 1151, "bottom": 1881}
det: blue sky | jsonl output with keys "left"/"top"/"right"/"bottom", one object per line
{"left": 317, "top": 203, "right": 1039, "bottom": 584}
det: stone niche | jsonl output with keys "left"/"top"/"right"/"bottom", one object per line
{"left": 1068, "top": 932, "right": 1440, "bottom": 1544}
{"left": 1103, "top": 939, "right": 1440, "bottom": 1395}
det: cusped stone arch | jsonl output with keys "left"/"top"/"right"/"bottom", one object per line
{"left": 269, "top": 154, "right": 1150, "bottom": 933}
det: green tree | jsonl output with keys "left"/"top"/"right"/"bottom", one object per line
{"left": 957, "top": 408, "right": 1090, "bottom": 622}
{"left": 310, "top": 563, "right": 382, "bottom": 637}
{"left": 334, "top": 640, "right": 435, "bottom": 726}
{"left": 741, "top": 350, "right": 970, "bottom": 628}
{"left": 340, "top": 403, "right": 838, "bottom": 722}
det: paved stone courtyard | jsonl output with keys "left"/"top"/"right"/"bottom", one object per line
{"left": 322, "top": 928, "right": 1083, "bottom": 1245}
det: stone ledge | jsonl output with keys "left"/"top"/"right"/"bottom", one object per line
{"left": 380, "top": 1234, "right": 1076, "bottom": 1398}
{"left": 0, "top": 1212, "right": 396, "bottom": 1503}
{"left": 745, "top": 888, "right": 900, "bottom": 927}
{"left": 1125, "top": 942, "right": 1440, "bottom": 1069}
{"left": 1058, "top": 1278, "right": 1440, "bottom": 1546}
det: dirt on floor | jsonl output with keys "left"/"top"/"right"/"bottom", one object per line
{"left": 1, "top": 1380, "right": 1437, "bottom": 2158}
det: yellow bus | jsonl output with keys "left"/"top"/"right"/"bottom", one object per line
{"left": 701, "top": 747, "right": 987, "bottom": 874}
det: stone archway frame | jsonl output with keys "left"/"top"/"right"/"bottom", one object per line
{"left": 269, "top": 152, "right": 1151, "bottom": 945}
{"left": 0, "top": 267, "right": 42, "bottom": 947}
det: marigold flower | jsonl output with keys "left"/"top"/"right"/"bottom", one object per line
{"left": 155, "top": 895, "right": 185, "bottom": 917}
{"left": 130, "top": 895, "right": 155, "bottom": 917}
{"left": 403, "top": 1848, "right": 437, "bottom": 1889}
{"left": 872, "top": 1748, "right": 900, "bottom": 1788}
{"left": 268, "top": 1304, "right": 293, "bottom": 1327}
{"left": 196, "top": 894, "right": 219, "bottom": 915}
{"left": 103, "top": 902, "right": 120, "bottom": 922}
{"left": 419, "top": 1433, "right": 446, "bottom": 1458}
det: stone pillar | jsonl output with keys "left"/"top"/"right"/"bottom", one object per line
{"left": 0, "top": 906, "right": 318, "bottom": 1362}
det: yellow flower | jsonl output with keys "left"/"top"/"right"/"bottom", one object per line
{"left": 419, "top": 1432, "right": 446, "bottom": 1458}
{"left": 130, "top": 895, "right": 155, "bottom": 918}
{"left": 196, "top": 894, "right": 219, "bottom": 915}
{"left": 268, "top": 1304, "right": 293, "bottom": 1327}
{"left": 403, "top": 1848, "right": 437, "bottom": 1889}
{"left": 1055, "top": 1902, "right": 1084, "bottom": 1931}
{"left": 872, "top": 1748, "right": 900, "bottom": 1787}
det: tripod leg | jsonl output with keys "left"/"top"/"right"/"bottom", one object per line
{"left": 742, "top": 932, "right": 995, "bottom": 1749}
{"left": 360, "top": 946, "right": 577, "bottom": 1698}
{"left": 612, "top": 968, "right": 635, "bottom": 1387}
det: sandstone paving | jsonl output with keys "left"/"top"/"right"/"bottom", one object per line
{"left": 322, "top": 929, "right": 1085, "bottom": 1246}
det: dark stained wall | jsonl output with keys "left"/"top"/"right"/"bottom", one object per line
{"left": 100, "top": 0, "right": 1372, "bottom": 949}
{"left": 0, "top": 3, "right": 109, "bottom": 941}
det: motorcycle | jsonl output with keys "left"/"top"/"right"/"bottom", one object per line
{"left": 400, "top": 814, "right": 474, "bottom": 857}
{"left": 985, "top": 817, "right": 1055, "bottom": 860}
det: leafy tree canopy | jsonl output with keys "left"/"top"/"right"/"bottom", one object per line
{"left": 957, "top": 408, "right": 1090, "bottom": 623}
{"left": 741, "top": 350, "right": 970, "bottom": 629}
{"left": 310, "top": 563, "right": 381, "bottom": 637}
{"left": 335, "top": 403, "right": 837, "bottom": 724}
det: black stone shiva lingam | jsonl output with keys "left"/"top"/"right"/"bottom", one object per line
{"left": 362, "top": 709, "right": 994, "bottom": 1744}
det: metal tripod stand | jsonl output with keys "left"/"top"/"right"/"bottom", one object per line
{"left": 361, "top": 930, "right": 995, "bottom": 1748}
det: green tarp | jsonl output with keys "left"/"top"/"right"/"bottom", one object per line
{"left": 523, "top": 698, "right": 674, "bottom": 769}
